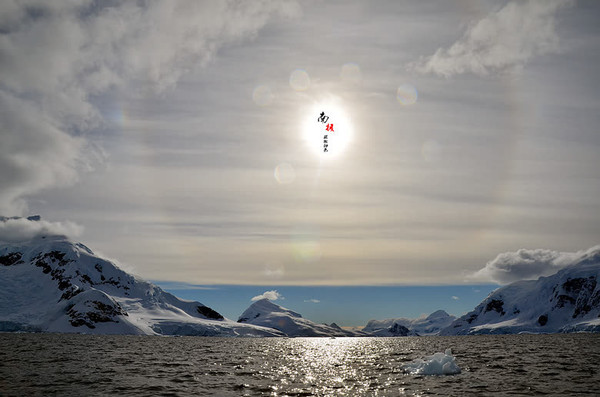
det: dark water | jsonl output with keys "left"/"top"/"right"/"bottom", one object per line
{"left": 1, "top": 334, "right": 599, "bottom": 396}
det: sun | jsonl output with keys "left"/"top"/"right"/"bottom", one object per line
{"left": 302, "top": 100, "right": 353, "bottom": 158}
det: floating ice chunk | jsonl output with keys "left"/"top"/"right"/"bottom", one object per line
{"left": 402, "top": 348, "right": 461, "bottom": 376}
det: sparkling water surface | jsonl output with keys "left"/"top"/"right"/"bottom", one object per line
{"left": 1, "top": 333, "right": 599, "bottom": 396}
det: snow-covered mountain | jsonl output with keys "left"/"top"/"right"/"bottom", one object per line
{"left": 238, "top": 299, "right": 364, "bottom": 337}
{"left": 0, "top": 234, "right": 282, "bottom": 336}
{"left": 362, "top": 310, "right": 456, "bottom": 336}
{"left": 440, "top": 251, "right": 600, "bottom": 335}
{"left": 368, "top": 323, "right": 419, "bottom": 337}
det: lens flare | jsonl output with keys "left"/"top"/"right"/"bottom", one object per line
{"left": 289, "top": 69, "right": 310, "bottom": 91}
{"left": 252, "top": 85, "right": 274, "bottom": 106}
{"left": 274, "top": 163, "right": 296, "bottom": 184}
{"left": 340, "top": 63, "right": 362, "bottom": 85}
{"left": 397, "top": 83, "right": 418, "bottom": 105}
{"left": 291, "top": 225, "right": 321, "bottom": 263}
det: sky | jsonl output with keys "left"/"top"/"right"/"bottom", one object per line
{"left": 156, "top": 283, "right": 499, "bottom": 327}
{"left": 1, "top": 1, "right": 599, "bottom": 325}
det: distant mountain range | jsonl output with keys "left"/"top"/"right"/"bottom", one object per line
{"left": 362, "top": 310, "right": 456, "bottom": 336}
{"left": 1, "top": 219, "right": 599, "bottom": 336}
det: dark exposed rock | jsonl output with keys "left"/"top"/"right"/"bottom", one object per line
{"left": 466, "top": 313, "right": 478, "bottom": 324}
{"left": 32, "top": 252, "right": 82, "bottom": 302}
{"left": 485, "top": 299, "right": 505, "bottom": 316}
{"left": 34, "top": 251, "right": 72, "bottom": 278}
{"left": 196, "top": 305, "right": 224, "bottom": 320}
{"left": 573, "top": 277, "right": 597, "bottom": 318}
{"left": 92, "top": 300, "right": 127, "bottom": 318}
{"left": 556, "top": 295, "right": 576, "bottom": 308}
{"left": 44, "top": 251, "right": 71, "bottom": 266}
{"left": 388, "top": 323, "right": 410, "bottom": 336}
{"left": 34, "top": 258, "right": 52, "bottom": 274}
{"left": 0, "top": 252, "right": 24, "bottom": 266}
{"left": 538, "top": 314, "right": 548, "bottom": 326}
{"left": 66, "top": 305, "right": 95, "bottom": 329}
{"left": 590, "top": 289, "right": 600, "bottom": 309}
{"left": 94, "top": 263, "right": 102, "bottom": 272}
{"left": 554, "top": 278, "right": 597, "bottom": 317}
{"left": 60, "top": 288, "right": 82, "bottom": 301}
{"left": 573, "top": 304, "right": 592, "bottom": 319}
{"left": 563, "top": 277, "right": 587, "bottom": 294}
{"left": 101, "top": 277, "right": 120, "bottom": 287}
{"left": 69, "top": 317, "right": 95, "bottom": 328}
{"left": 57, "top": 279, "right": 71, "bottom": 290}
{"left": 66, "top": 299, "right": 127, "bottom": 329}
{"left": 80, "top": 274, "right": 93, "bottom": 285}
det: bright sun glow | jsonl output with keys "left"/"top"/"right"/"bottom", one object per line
{"left": 302, "top": 101, "right": 353, "bottom": 158}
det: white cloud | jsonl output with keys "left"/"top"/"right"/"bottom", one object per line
{"left": 304, "top": 299, "right": 320, "bottom": 303}
{"left": 251, "top": 290, "right": 283, "bottom": 302}
{"left": 0, "top": 216, "right": 83, "bottom": 243}
{"left": 470, "top": 245, "right": 600, "bottom": 284}
{"left": 413, "top": 0, "right": 573, "bottom": 77}
{"left": 451, "top": 296, "right": 459, "bottom": 300}
{"left": 0, "top": 0, "right": 300, "bottom": 214}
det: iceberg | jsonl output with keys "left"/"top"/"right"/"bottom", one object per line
{"left": 402, "top": 348, "right": 461, "bottom": 375}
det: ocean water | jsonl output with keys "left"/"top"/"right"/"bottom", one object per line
{"left": 1, "top": 334, "right": 599, "bottom": 396}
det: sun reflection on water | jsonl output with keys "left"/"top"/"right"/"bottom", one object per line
{"left": 250, "top": 337, "right": 417, "bottom": 396}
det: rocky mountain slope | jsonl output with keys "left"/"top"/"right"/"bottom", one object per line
{"left": 0, "top": 234, "right": 282, "bottom": 336}
{"left": 440, "top": 249, "right": 600, "bottom": 335}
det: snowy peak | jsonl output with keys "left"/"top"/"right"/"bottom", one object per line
{"left": 441, "top": 259, "right": 600, "bottom": 335}
{"left": 426, "top": 310, "right": 451, "bottom": 321}
{"left": 238, "top": 298, "right": 302, "bottom": 323}
{"left": 238, "top": 299, "right": 363, "bottom": 337}
{"left": 0, "top": 237, "right": 281, "bottom": 336}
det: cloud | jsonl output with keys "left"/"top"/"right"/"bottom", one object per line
{"left": 413, "top": 0, "right": 573, "bottom": 77}
{"left": 0, "top": 216, "right": 83, "bottom": 243}
{"left": 0, "top": 0, "right": 300, "bottom": 214}
{"left": 451, "top": 296, "right": 459, "bottom": 300}
{"left": 470, "top": 245, "right": 600, "bottom": 284}
{"left": 251, "top": 290, "right": 284, "bottom": 302}
{"left": 304, "top": 299, "right": 320, "bottom": 303}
